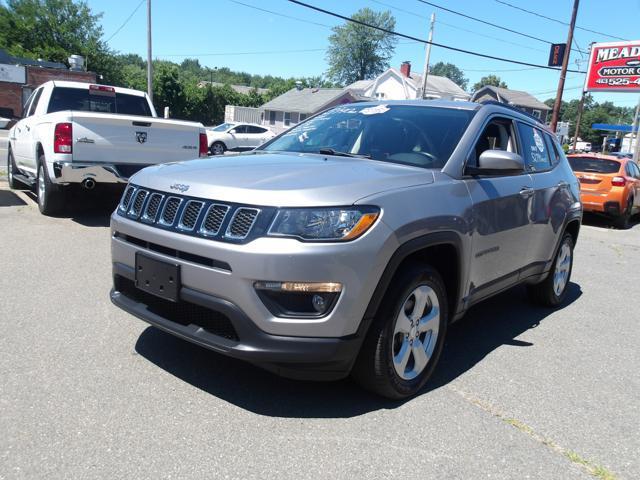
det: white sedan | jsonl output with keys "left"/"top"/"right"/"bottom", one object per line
{"left": 206, "top": 122, "right": 275, "bottom": 155}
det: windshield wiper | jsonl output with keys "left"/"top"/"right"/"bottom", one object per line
{"left": 317, "top": 148, "right": 371, "bottom": 159}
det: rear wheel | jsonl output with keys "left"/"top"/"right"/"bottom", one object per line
{"left": 7, "top": 149, "right": 22, "bottom": 189}
{"left": 352, "top": 264, "right": 448, "bottom": 399}
{"left": 613, "top": 197, "right": 633, "bottom": 229}
{"left": 210, "top": 142, "right": 225, "bottom": 156}
{"left": 528, "top": 233, "right": 574, "bottom": 307}
{"left": 36, "top": 155, "right": 64, "bottom": 215}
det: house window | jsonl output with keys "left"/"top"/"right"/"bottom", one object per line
{"left": 532, "top": 109, "right": 541, "bottom": 119}
{"left": 269, "top": 110, "right": 276, "bottom": 125}
{"left": 299, "top": 113, "right": 307, "bottom": 121}
{"left": 284, "top": 112, "right": 291, "bottom": 127}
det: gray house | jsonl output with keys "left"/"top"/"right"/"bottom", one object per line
{"left": 261, "top": 88, "right": 363, "bottom": 134}
{"left": 471, "top": 86, "right": 551, "bottom": 122}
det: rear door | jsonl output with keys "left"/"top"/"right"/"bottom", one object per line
{"left": 247, "top": 125, "right": 268, "bottom": 146}
{"left": 627, "top": 162, "right": 640, "bottom": 208}
{"left": 466, "top": 116, "right": 534, "bottom": 301}
{"left": 13, "top": 87, "right": 42, "bottom": 169}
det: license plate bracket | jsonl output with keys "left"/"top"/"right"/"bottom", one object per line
{"left": 135, "top": 253, "right": 180, "bottom": 302}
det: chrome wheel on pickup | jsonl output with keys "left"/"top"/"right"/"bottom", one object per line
{"left": 36, "top": 155, "right": 64, "bottom": 216}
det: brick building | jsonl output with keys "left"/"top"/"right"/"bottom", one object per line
{"left": 0, "top": 49, "right": 96, "bottom": 119}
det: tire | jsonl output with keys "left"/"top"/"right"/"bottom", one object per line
{"left": 352, "top": 264, "right": 448, "bottom": 399}
{"left": 36, "top": 155, "right": 64, "bottom": 216}
{"left": 7, "top": 148, "right": 21, "bottom": 189}
{"left": 613, "top": 197, "right": 633, "bottom": 229}
{"left": 527, "top": 233, "right": 574, "bottom": 307}
{"left": 210, "top": 142, "right": 225, "bottom": 156}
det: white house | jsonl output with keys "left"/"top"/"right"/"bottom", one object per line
{"left": 346, "top": 61, "right": 470, "bottom": 102}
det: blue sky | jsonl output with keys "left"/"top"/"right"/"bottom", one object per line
{"left": 88, "top": 0, "right": 640, "bottom": 108}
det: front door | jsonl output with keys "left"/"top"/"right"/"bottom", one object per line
{"left": 465, "top": 117, "right": 534, "bottom": 302}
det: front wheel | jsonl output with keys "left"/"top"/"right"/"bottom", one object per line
{"left": 7, "top": 149, "right": 21, "bottom": 189}
{"left": 528, "top": 233, "right": 574, "bottom": 307}
{"left": 36, "top": 157, "right": 64, "bottom": 215}
{"left": 352, "top": 264, "right": 448, "bottom": 399}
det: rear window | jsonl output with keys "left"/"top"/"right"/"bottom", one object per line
{"left": 568, "top": 156, "right": 620, "bottom": 174}
{"left": 47, "top": 87, "right": 152, "bottom": 116}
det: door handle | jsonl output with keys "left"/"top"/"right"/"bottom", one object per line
{"left": 25, "top": 125, "right": 30, "bottom": 132}
{"left": 519, "top": 187, "right": 534, "bottom": 197}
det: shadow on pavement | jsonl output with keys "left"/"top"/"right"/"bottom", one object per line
{"left": 135, "top": 282, "right": 582, "bottom": 418}
{"left": 581, "top": 212, "right": 640, "bottom": 230}
{"left": 19, "top": 185, "right": 121, "bottom": 227}
{"left": 0, "top": 189, "right": 27, "bottom": 207}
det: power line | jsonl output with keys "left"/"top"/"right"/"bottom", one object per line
{"left": 158, "top": 48, "right": 326, "bottom": 57}
{"left": 287, "top": 0, "right": 585, "bottom": 73}
{"left": 494, "top": 0, "right": 628, "bottom": 41}
{"left": 413, "top": 0, "right": 587, "bottom": 55}
{"left": 105, "top": 0, "right": 145, "bottom": 43}
{"left": 227, "top": 0, "right": 332, "bottom": 29}
{"left": 370, "top": 0, "right": 546, "bottom": 53}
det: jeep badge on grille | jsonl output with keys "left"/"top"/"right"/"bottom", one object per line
{"left": 170, "top": 183, "right": 190, "bottom": 193}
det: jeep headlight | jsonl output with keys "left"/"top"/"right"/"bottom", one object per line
{"left": 268, "top": 207, "right": 380, "bottom": 241}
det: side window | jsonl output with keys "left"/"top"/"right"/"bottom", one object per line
{"left": 632, "top": 163, "right": 640, "bottom": 179}
{"left": 471, "top": 117, "right": 517, "bottom": 167}
{"left": 27, "top": 88, "right": 43, "bottom": 117}
{"left": 22, "top": 90, "right": 36, "bottom": 116}
{"left": 544, "top": 133, "right": 561, "bottom": 166}
{"left": 517, "top": 122, "right": 552, "bottom": 172}
{"left": 233, "top": 125, "right": 248, "bottom": 134}
{"left": 247, "top": 126, "right": 266, "bottom": 134}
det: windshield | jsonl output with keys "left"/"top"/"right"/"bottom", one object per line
{"left": 568, "top": 156, "right": 620, "bottom": 174}
{"left": 259, "top": 104, "right": 475, "bottom": 169}
{"left": 47, "top": 87, "right": 152, "bottom": 116}
{"left": 211, "top": 123, "right": 235, "bottom": 132}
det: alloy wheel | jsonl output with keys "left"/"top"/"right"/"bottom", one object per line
{"left": 553, "top": 241, "right": 572, "bottom": 297}
{"left": 392, "top": 285, "right": 440, "bottom": 380}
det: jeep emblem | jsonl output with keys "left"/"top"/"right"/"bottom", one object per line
{"left": 170, "top": 183, "right": 190, "bottom": 193}
{"left": 135, "top": 131, "right": 147, "bottom": 144}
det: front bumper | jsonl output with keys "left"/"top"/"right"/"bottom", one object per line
{"left": 52, "top": 161, "right": 148, "bottom": 184}
{"left": 111, "top": 263, "right": 361, "bottom": 380}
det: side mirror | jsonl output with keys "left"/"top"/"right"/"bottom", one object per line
{"left": 229, "top": 129, "right": 237, "bottom": 134}
{"left": 466, "top": 150, "right": 525, "bottom": 176}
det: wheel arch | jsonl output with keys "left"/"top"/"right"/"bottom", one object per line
{"left": 360, "top": 231, "right": 464, "bottom": 336}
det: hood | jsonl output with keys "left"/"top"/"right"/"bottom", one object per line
{"left": 130, "top": 152, "right": 435, "bottom": 207}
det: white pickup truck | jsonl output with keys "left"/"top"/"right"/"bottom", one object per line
{"left": 6, "top": 80, "right": 208, "bottom": 215}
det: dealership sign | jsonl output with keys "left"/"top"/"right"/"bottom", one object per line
{"left": 584, "top": 41, "right": 640, "bottom": 92}
{"left": 0, "top": 63, "right": 26, "bottom": 83}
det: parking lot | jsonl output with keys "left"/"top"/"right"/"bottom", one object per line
{"left": 0, "top": 177, "right": 638, "bottom": 480}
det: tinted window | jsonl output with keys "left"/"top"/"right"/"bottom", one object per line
{"left": 232, "top": 125, "right": 248, "bottom": 133}
{"left": 247, "top": 125, "right": 266, "bottom": 133}
{"left": 472, "top": 118, "right": 517, "bottom": 167}
{"left": 261, "top": 104, "right": 475, "bottom": 169}
{"left": 47, "top": 87, "right": 152, "bottom": 116}
{"left": 568, "top": 156, "right": 620, "bottom": 174}
{"left": 517, "top": 122, "right": 552, "bottom": 172}
{"left": 27, "top": 88, "right": 44, "bottom": 117}
{"left": 629, "top": 162, "right": 640, "bottom": 179}
{"left": 544, "top": 133, "right": 562, "bottom": 166}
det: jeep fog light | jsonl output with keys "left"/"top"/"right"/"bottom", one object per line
{"left": 254, "top": 281, "right": 342, "bottom": 318}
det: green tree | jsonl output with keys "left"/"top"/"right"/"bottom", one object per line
{"left": 430, "top": 62, "right": 468, "bottom": 90}
{"left": 472, "top": 75, "right": 508, "bottom": 92}
{"left": 0, "top": 0, "right": 120, "bottom": 83}
{"left": 153, "top": 63, "right": 186, "bottom": 118}
{"left": 326, "top": 8, "right": 397, "bottom": 85}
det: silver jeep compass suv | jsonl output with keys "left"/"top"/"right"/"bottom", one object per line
{"left": 110, "top": 101, "right": 581, "bottom": 399}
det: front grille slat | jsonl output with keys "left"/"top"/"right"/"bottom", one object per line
{"left": 200, "top": 204, "right": 230, "bottom": 237}
{"left": 142, "top": 193, "right": 164, "bottom": 223}
{"left": 178, "top": 200, "right": 204, "bottom": 231}
{"left": 128, "top": 189, "right": 148, "bottom": 218}
{"left": 226, "top": 208, "right": 260, "bottom": 239}
{"left": 159, "top": 197, "right": 182, "bottom": 226}
{"left": 117, "top": 185, "right": 263, "bottom": 243}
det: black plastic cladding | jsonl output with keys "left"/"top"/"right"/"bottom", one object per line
{"left": 118, "top": 185, "right": 277, "bottom": 244}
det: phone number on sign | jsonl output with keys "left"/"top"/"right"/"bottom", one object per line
{"left": 595, "top": 78, "right": 640, "bottom": 86}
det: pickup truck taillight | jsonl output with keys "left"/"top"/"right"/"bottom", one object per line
{"left": 54, "top": 122, "right": 73, "bottom": 154}
{"left": 199, "top": 133, "right": 208, "bottom": 157}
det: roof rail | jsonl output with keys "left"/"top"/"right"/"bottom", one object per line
{"left": 477, "top": 100, "right": 547, "bottom": 125}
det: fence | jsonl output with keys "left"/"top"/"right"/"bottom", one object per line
{"left": 224, "top": 105, "right": 264, "bottom": 125}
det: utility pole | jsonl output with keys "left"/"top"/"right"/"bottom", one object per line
{"left": 550, "top": 0, "right": 579, "bottom": 132}
{"left": 632, "top": 95, "right": 640, "bottom": 163}
{"left": 147, "top": 0, "right": 153, "bottom": 102}
{"left": 420, "top": 12, "right": 435, "bottom": 100}
{"left": 572, "top": 90, "right": 586, "bottom": 151}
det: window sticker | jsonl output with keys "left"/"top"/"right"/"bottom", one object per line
{"left": 533, "top": 129, "right": 545, "bottom": 152}
{"left": 360, "top": 104, "right": 390, "bottom": 115}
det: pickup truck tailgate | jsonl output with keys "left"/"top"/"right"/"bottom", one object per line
{"left": 71, "top": 112, "right": 201, "bottom": 165}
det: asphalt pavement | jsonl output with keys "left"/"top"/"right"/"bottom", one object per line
{"left": 1, "top": 180, "right": 638, "bottom": 480}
